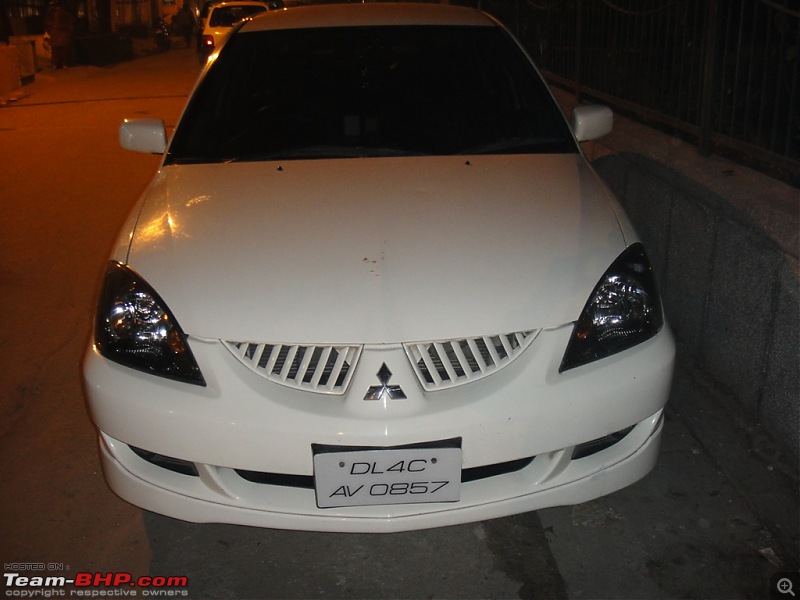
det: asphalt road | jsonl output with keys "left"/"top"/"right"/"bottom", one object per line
{"left": 1, "top": 44, "right": 797, "bottom": 600}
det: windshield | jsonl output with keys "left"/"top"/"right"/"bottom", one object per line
{"left": 166, "top": 25, "right": 577, "bottom": 164}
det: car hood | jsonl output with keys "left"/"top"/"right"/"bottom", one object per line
{"left": 126, "top": 154, "right": 629, "bottom": 344}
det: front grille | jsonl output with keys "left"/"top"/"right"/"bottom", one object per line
{"left": 404, "top": 331, "right": 537, "bottom": 391}
{"left": 225, "top": 330, "right": 535, "bottom": 395}
{"left": 223, "top": 341, "right": 362, "bottom": 394}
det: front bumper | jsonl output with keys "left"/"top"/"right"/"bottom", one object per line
{"left": 84, "top": 324, "right": 675, "bottom": 532}
{"left": 97, "top": 409, "right": 662, "bottom": 533}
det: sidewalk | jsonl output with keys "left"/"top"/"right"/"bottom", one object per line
{"left": 0, "top": 41, "right": 200, "bottom": 107}
{"left": 0, "top": 32, "right": 197, "bottom": 104}
{"left": 539, "top": 349, "right": 799, "bottom": 598}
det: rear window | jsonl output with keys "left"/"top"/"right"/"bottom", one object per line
{"left": 167, "top": 25, "right": 577, "bottom": 163}
{"left": 209, "top": 4, "right": 267, "bottom": 27}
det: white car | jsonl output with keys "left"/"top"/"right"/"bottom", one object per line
{"left": 199, "top": 0, "right": 268, "bottom": 57}
{"left": 85, "top": 3, "right": 675, "bottom": 533}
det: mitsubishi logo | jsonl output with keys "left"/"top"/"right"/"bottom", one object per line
{"left": 364, "top": 363, "right": 407, "bottom": 401}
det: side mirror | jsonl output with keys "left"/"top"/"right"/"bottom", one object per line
{"left": 119, "top": 118, "right": 167, "bottom": 154}
{"left": 571, "top": 105, "right": 613, "bottom": 142}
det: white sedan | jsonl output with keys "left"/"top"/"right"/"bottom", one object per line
{"left": 199, "top": 0, "right": 268, "bottom": 58}
{"left": 84, "top": 2, "right": 675, "bottom": 533}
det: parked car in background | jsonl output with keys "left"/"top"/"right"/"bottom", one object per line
{"left": 86, "top": 2, "right": 675, "bottom": 533}
{"left": 196, "top": 0, "right": 221, "bottom": 49}
{"left": 199, "top": 0, "right": 269, "bottom": 59}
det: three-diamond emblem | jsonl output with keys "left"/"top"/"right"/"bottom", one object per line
{"left": 363, "top": 363, "right": 407, "bottom": 401}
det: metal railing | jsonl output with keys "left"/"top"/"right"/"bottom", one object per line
{"left": 480, "top": 0, "right": 800, "bottom": 186}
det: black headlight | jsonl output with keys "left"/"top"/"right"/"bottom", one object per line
{"left": 560, "top": 243, "right": 664, "bottom": 372}
{"left": 94, "top": 262, "right": 206, "bottom": 386}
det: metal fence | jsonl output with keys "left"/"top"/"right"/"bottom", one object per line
{"left": 479, "top": 0, "right": 800, "bottom": 186}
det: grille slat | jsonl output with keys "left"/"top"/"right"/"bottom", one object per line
{"left": 498, "top": 334, "right": 514, "bottom": 358}
{"left": 263, "top": 344, "right": 279, "bottom": 371}
{"left": 404, "top": 331, "right": 537, "bottom": 391}
{"left": 466, "top": 338, "right": 488, "bottom": 373}
{"left": 419, "top": 345, "right": 443, "bottom": 385}
{"left": 279, "top": 346, "right": 299, "bottom": 381}
{"left": 328, "top": 347, "right": 351, "bottom": 391}
{"left": 436, "top": 342, "right": 460, "bottom": 382}
{"left": 223, "top": 341, "right": 362, "bottom": 395}
{"left": 310, "top": 346, "right": 332, "bottom": 388}
{"left": 484, "top": 336, "right": 503, "bottom": 365}
{"left": 451, "top": 340, "right": 473, "bottom": 376}
{"left": 296, "top": 346, "right": 316, "bottom": 383}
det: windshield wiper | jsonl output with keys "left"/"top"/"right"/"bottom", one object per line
{"left": 228, "top": 145, "right": 427, "bottom": 162}
{"left": 166, "top": 155, "right": 235, "bottom": 165}
{"left": 459, "top": 137, "right": 575, "bottom": 155}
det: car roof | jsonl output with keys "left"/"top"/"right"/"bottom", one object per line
{"left": 210, "top": 0, "right": 268, "bottom": 10}
{"left": 240, "top": 2, "right": 497, "bottom": 31}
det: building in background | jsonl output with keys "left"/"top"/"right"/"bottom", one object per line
{"left": 1, "top": 0, "right": 201, "bottom": 72}
{"left": 2, "top": 0, "right": 198, "bottom": 50}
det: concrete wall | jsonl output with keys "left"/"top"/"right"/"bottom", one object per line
{"left": 554, "top": 89, "right": 799, "bottom": 461}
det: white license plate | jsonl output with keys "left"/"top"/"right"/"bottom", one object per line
{"left": 313, "top": 445, "right": 462, "bottom": 508}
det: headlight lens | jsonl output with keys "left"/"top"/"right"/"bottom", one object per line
{"left": 560, "top": 243, "right": 664, "bottom": 372}
{"left": 95, "top": 262, "right": 206, "bottom": 386}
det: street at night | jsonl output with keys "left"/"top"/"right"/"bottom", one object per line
{"left": 1, "top": 42, "right": 798, "bottom": 599}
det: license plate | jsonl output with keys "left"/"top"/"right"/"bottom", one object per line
{"left": 313, "top": 444, "right": 462, "bottom": 508}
